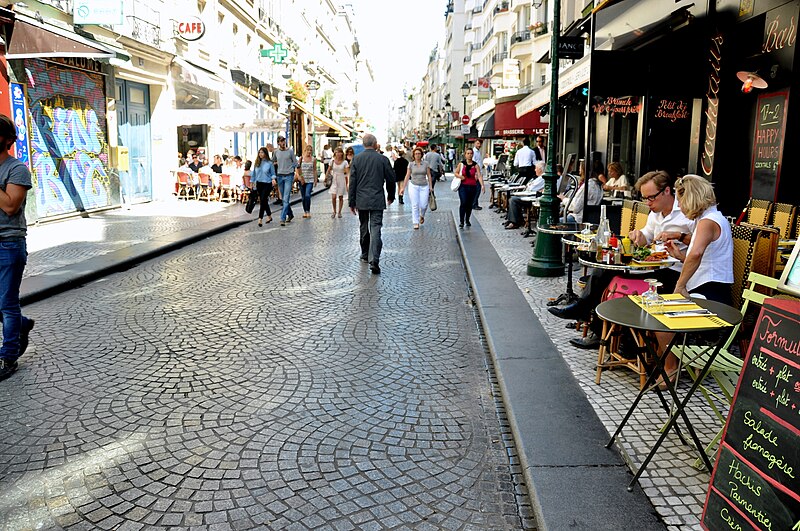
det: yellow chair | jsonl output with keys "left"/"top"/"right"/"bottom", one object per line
{"left": 770, "top": 202, "right": 796, "bottom": 240}
{"left": 632, "top": 200, "right": 650, "bottom": 232}
{"left": 730, "top": 223, "right": 778, "bottom": 310}
{"left": 620, "top": 199, "right": 636, "bottom": 236}
{"left": 745, "top": 198, "right": 772, "bottom": 226}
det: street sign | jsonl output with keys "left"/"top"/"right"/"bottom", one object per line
{"left": 461, "top": 125, "right": 470, "bottom": 134}
{"left": 261, "top": 43, "right": 289, "bottom": 64}
{"left": 305, "top": 80, "right": 321, "bottom": 91}
{"left": 461, "top": 115, "right": 470, "bottom": 125}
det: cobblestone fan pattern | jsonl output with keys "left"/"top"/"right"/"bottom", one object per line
{"left": 1, "top": 193, "right": 535, "bottom": 530}
{"left": 24, "top": 200, "right": 246, "bottom": 279}
{"left": 472, "top": 203, "right": 727, "bottom": 530}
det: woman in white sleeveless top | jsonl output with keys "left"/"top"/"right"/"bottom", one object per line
{"left": 326, "top": 147, "right": 349, "bottom": 218}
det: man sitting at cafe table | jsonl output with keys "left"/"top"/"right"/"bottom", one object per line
{"left": 548, "top": 170, "right": 694, "bottom": 349}
{"left": 504, "top": 161, "right": 553, "bottom": 230}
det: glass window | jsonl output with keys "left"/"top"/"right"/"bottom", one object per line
{"left": 129, "top": 87, "right": 146, "bottom": 105}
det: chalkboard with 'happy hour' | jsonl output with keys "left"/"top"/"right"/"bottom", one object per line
{"left": 701, "top": 298, "right": 800, "bottom": 530}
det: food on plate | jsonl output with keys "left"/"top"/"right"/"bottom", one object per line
{"left": 644, "top": 251, "right": 669, "bottom": 262}
{"left": 632, "top": 246, "right": 651, "bottom": 261}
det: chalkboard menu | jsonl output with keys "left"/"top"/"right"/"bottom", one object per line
{"left": 701, "top": 298, "right": 800, "bottom": 530}
{"left": 750, "top": 91, "right": 789, "bottom": 201}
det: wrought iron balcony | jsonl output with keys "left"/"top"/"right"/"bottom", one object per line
{"left": 511, "top": 30, "right": 531, "bottom": 44}
{"left": 494, "top": 1, "right": 510, "bottom": 15}
{"left": 472, "top": 4, "right": 483, "bottom": 14}
{"left": 127, "top": 15, "right": 160, "bottom": 47}
{"left": 492, "top": 51, "right": 508, "bottom": 65}
{"left": 481, "top": 28, "right": 495, "bottom": 47}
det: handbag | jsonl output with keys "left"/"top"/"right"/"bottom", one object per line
{"left": 324, "top": 171, "right": 333, "bottom": 188}
{"left": 429, "top": 190, "right": 437, "bottom": 211}
{"left": 450, "top": 176, "right": 461, "bottom": 192}
{"left": 245, "top": 188, "right": 257, "bottom": 214}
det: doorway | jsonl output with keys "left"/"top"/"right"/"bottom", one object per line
{"left": 115, "top": 79, "right": 153, "bottom": 203}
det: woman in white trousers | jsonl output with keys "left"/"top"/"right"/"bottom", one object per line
{"left": 401, "top": 147, "right": 432, "bottom": 229}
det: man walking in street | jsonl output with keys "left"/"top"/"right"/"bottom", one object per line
{"left": 271, "top": 136, "right": 297, "bottom": 226}
{"left": 349, "top": 134, "right": 395, "bottom": 274}
{"left": 0, "top": 114, "right": 34, "bottom": 380}
{"left": 423, "top": 144, "right": 444, "bottom": 190}
{"left": 471, "top": 139, "right": 483, "bottom": 210}
{"left": 514, "top": 137, "right": 536, "bottom": 181}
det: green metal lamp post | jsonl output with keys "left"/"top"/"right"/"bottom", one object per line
{"left": 527, "top": 0, "right": 564, "bottom": 277}
{"left": 306, "top": 79, "right": 320, "bottom": 171}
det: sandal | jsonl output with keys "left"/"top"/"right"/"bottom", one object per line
{"left": 331, "top": 213, "right": 336, "bottom": 219}
{"left": 413, "top": 224, "right": 419, "bottom": 229}
{"left": 266, "top": 217, "right": 272, "bottom": 224}
{"left": 338, "top": 213, "right": 342, "bottom": 218}
{"left": 420, "top": 216, "right": 425, "bottom": 224}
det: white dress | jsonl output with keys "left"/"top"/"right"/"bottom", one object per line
{"left": 329, "top": 160, "right": 348, "bottom": 196}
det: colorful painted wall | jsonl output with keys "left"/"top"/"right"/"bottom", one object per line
{"left": 24, "top": 59, "right": 117, "bottom": 220}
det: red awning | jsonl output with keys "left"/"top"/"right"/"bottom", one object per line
{"left": 494, "top": 100, "right": 548, "bottom": 137}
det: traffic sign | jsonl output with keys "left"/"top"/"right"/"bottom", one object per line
{"left": 461, "top": 115, "right": 470, "bottom": 125}
{"left": 461, "top": 125, "right": 470, "bottom": 134}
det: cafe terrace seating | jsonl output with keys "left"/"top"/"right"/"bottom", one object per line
{"left": 239, "top": 175, "right": 252, "bottom": 204}
{"left": 730, "top": 222, "right": 779, "bottom": 309}
{"left": 176, "top": 172, "right": 196, "bottom": 200}
{"left": 197, "top": 172, "right": 217, "bottom": 201}
{"left": 745, "top": 198, "right": 772, "bottom": 226}
{"left": 770, "top": 202, "right": 796, "bottom": 239}
{"left": 219, "top": 174, "right": 235, "bottom": 202}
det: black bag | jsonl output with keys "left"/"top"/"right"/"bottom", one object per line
{"left": 245, "top": 189, "right": 257, "bottom": 214}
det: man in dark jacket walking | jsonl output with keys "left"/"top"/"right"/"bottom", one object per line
{"left": 349, "top": 134, "right": 395, "bottom": 274}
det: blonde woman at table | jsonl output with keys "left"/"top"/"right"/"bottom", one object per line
{"left": 327, "top": 147, "right": 349, "bottom": 218}
{"left": 401, "top": 146, "right": 432, "bottom": 230}
{"left": 655, "top": 174, "right": 733, "bottom": 388}
{"left": 603, "top": 162, "right": 630, "bottom": 198}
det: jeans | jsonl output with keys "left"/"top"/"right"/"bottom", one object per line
{"left": 256, "top": 181, "right": 272, "bottom": 219}
{"left": 277, "top": 175, "right": 295, "bottom": 221}
{"left": 358, "top": 210, "right": 384, "bottom": 265}
{"left": 300, "top": 182, "right": 314, "bottom": 213}
{"left": 0, "top": 239, "right": 29, "bottom": 361}
{"left": 430, "top": 171, "right": 440, "bottom": 191}
{"left": 406, "top": 183, "right": 429, "bottom": 224}
{"left": 472, "top": 181, "right": 481, "bottom": 207}
{"left": 458, "top": 184, "right": 478, "bottom": 224}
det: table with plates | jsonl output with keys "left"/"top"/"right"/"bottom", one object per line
{"left": 596, "top": 296, "right": 743, "bottom": 490}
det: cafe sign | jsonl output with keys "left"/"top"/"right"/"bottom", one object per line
{"left": 592, "top": 96, "right": 641, "bottom": 117}
{"left": 653, "top": 98, "right": 689, "bottom": 122}
{"left": 176, "top": 16, "right": 205, "bottom": 42}
{"left": 762, "top": 3, "right": 797, "bottom": 71}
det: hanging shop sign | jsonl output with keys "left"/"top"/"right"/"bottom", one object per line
{"left": 762, "top": 3, "right": 797, "bottom": 72}
{"left": 73, "top": 0, "right": 123, "bottom": 25}
{"left": 175, "top": 16, "right": 205, "bottom": 42}
{"left": 592, "top": 96, "right": 641, "bottom": 117}
{"left": 9, "top": 83, "right": 31, "bottom": 169}
{"left": 700, "top": 34, "right": 724, "bottom": 179}
{"left": 652, "top": 98, "right": 690, "bottom": 122}
{"left": 558, "top": 36, "right": 585, "bottom": 60}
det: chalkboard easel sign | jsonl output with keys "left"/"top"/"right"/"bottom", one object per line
{"left": 701, "top": 298, "right": 800, "bottom": 530}
{"left": 749, "top": 90, "right": 789, "bottom": 202}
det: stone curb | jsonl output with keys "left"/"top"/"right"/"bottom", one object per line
{"left": 453, "top": 212, "right": 665, "bottom": 531}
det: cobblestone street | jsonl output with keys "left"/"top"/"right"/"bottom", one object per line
{"left": 0, "top": 193, "right": 534, "bottom": 530}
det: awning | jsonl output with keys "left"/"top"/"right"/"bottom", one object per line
{"left": 174, "top": 108, "right": 254, "bottom": 127}
{"left": 218, "top": 84, "right": 285, "bottom": 132}
{"left": 172, "top": 57, "right": 225, "bottom": 94}
{"left": 292, "top": 100, "right": 351, "bottom": 137}
{"left": 7, "top": 14, "right": 117, "bottom": 59}
{"left": 516, "top": 54, "right": 591, "bottom": 117}
{"left": 476, "top": 112, "right": 496, "bottom": 138}
{"left": 496, "top": 100, "right": 547, "bottom": 136}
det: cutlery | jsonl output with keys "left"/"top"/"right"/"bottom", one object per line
{"left": 664, "top": 309, "right": 716, "bottom": 317}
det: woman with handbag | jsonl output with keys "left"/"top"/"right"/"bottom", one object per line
{"left": 327, "top": 147, "right": 349, "bottom": 218}
{"left": 297, "top": 145, "right": 317, "bottom": 218}
{"left": 249, "top": 147, "right": 275, "bottom": 226}
{"left": 401, "top": 147, "right": 432, "bottom": 230}
{"left": 454, "top": 148, "right": 485, "bottom": 228}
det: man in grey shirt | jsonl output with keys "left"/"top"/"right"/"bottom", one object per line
{"left": 423, "top": 145, "right": 444, "bottom": 190}
{"left": 271, "top": 136, "right": 298, "bottom": 225}
{"left": 0, "top": 114, "right": 34, "bottom": 380}
{"left": 349, "top": 134, "right": 395, "bottom": 274}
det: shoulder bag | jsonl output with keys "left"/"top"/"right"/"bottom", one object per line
{"left": 450, "top": 175, "right": 461, "bottom": 192}
{"left": 429, "top": 189, "right": 437, "bottom": 211}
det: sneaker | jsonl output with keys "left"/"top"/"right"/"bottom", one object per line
{"left": 0, "top": 358, "right": 18, "bottom": 380}
{"left": 19, "top": 318, "right": 34, "bottom": 357}
{"left": 465, "top": 220, "right": 472, "bottom": 227}
{"left": 369, "top": 262, "right": 381, "bottom": 274}
{"left": 273, "top": 199, "right": 282, "bottom": 205}
{"left": 280, "top": 221, "right": 286, "bottom": 226}
{"left": 474, "top": 206, "right": 483, "bottom": 210}
{"left": 360, "top": 255, "right": 369, "bottom": 263}
{"left": 287, "top": 216, "right": 294, "bottom": 223}
{"left": 569, "top": 332, "right": 600, "bottom": 350}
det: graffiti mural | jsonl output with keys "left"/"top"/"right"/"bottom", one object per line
{"left": 25, "top": 60, "right": 113, "bottom": 218}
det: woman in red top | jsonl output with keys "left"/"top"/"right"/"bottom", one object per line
{"left": 454, "top": 147, "right": 485, "bottom": 228}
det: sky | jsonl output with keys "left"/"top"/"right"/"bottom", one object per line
{"left": 343, "top": 0, "right": 447, "bottom": 141}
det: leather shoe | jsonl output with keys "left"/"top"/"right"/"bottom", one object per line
{"left": 369, "top": 262, "right": 381, "bottom": 274}
{"left": 547, "top": 301, "right": 586, "bottom": 320}
{"left": 570, "top": 333, "right": 600, "bottom": 349}
{"left": 474, "top": 206, "right": 483, "bottom": 210}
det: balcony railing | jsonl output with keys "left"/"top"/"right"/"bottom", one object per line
{"left": 531, "top": 23, "right": 549, "bottom": 37}
{"left": 464, "top": 22, "right": 473, "bottom": 31}
{"left": 492, "top": 51, "right": 508, "bottom": 65}
{"left": 511, "top": 30, "right": 531, "bottom": 44}
{"left": 472, "top": 4, "right": 483, "bottom": 14}
{"left": 481, "top": 28, "right": 495, "bottom": 47}
{"left": 464, "top": 54, "right": 472, "bottom": 63}
{"left": 494, "top": 1, "right": 510, "bottom": 15}
{"left": 127, "top": 15, "right": 161, "bottom": 47}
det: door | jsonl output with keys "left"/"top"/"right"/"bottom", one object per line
{"left": 115, "top": 79, "right": 152, "bottom": 203}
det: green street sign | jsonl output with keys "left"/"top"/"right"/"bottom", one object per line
{"left": 260, "top": 43, "right": 289, "bottom": 64}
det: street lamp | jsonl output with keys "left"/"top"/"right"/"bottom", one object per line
{"left": 528, "top": 1, "right": 563, "bottom": 277}
{"left": 460, "top": 81, "right": 470, "bottom": 158}
{"left": 306, "top": 79, "right": 320, "bottom": 170}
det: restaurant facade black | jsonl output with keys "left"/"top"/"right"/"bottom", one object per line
{"left": 531, "top": 0, "right": 799, "bottom": 216}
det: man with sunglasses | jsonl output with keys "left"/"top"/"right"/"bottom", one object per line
{"left": 549, "top": 170, "right": 694, "bottom": 349}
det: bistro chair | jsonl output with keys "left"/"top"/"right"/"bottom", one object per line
{"left": 770, "top": 202, "right": 796, "bottom": 240}
{"left": 730, "top": 222, "right": 779, "bottom": 309}
{"left": 219, "top": 174, "right": 235, "bottom": 202}
{"left": 670, "top": 272, "right": 780, "bottom": 468}
{"left": 176, "top": 171, "right": 195, "bottom": 200}
{"left": 239, "top": 175, "right": 252, "bottom": 204}
{"left": 197, "top": 172, "right": 216, "bottom": 201}
{"left": 620, "top": 199, "right": 637, "bottom": 236}
{"left": 745, "top": 198, "right": 772, "bottom": 226}
{"left": 632, "top": 200, "right": 651, "bottom": 232}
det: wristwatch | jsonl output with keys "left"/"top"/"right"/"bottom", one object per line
{"left": 679, "top": 232, "right": 688, "bottom": 244}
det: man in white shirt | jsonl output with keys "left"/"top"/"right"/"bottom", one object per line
{"left": 534, "top": 135, "right": 547, "bottom": 162}
{"left": 471, "top": 139, "right": 484, "bottom": 210}
{"left": 513, "top": 138, "right": 536, "bottom": 181}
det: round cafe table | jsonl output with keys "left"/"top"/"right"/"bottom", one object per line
{"left": 596, "top": 296, "right": 742, "bottom": 490}
{"left": 537, "top": 221, "right": 584, "bottom": 306}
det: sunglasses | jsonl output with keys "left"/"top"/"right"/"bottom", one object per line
{"left": 642, "top": 187, "right": 666, "bottom": 202}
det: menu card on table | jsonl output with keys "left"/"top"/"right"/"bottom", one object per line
{"left": 701, "top": 298, "right": 800, "bottom": 530}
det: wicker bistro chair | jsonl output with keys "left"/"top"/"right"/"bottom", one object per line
{"left": 620, "top": 199, "right": 637, "bottom": 236}
{"left": 770, "top": 202, "right": 796, "bottom": 239}
{"left": 176, "top": 172, "right": 195, "bottom": 200}
{"left": 730, "top": 223, "right": 779, "bottom": 309}
{"left": 219, "top": 174, "right": 235, "bottom": 202}
{"left": 632, "top": 200, "right": 651, "bottom": 232}
{"left": 239, "top": 175, "right": 252, "bottom": 204}
{"left": 745, "top": 198, "right": 773, "bottom": 226}
{"left": 670, "top": 272, "right": 779, "bottom": 468}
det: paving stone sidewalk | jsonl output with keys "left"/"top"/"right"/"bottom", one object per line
{"left": 470, "top": 201, "right": 725, "bottom": 531}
